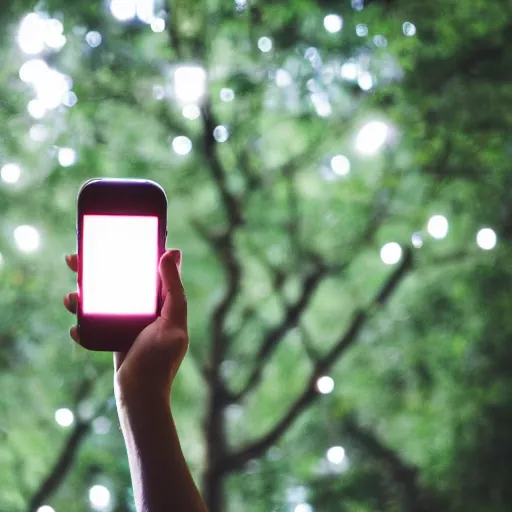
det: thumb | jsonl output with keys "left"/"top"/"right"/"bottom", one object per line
{"left": 159, "top": 249, "right": 187, "bottom": 329}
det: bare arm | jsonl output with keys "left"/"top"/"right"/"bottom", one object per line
{"left": 64, "top": 250, "right": 207, "bottom": 512}
{"left": 117, "top": 391, "right": 206, "bottom": 512}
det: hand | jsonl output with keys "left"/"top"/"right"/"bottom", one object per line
{"left": 63, "top": 250, "right": 189, "bottom": 403}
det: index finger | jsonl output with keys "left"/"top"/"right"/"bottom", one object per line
{"left": 65, "top": 254, "right": 78, "bottom": 273}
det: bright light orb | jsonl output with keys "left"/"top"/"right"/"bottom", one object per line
{"left": 174, "top": 66, "right": 206, "bottom": 104}
{"left": 323, "top": 14, "right": 343, "bottom": 33}
{"left": 380, "top": 242, "right": 402, "bottom": 265}
{"left": 27, "top": 99, "right": 47, "bottom": 119}
{"left": 172, "top": 136, "right": 192, "bottom": 156}
{"left": 356, "top": 23, "right": 368, "bottom": 36}
{"left": 294, "top": 504, "right": 313, "bottom": 512}
{"left": 311, "top": 93, "right": 332, "bottom": 117}
{"left": 427, "top": 215, "right": 449, "bottom": 240}
{"left": 358, "top": 72, "right": 374, "bottom": 91}
{"left": 86, "top": 31, "right": 102, "bottom": 48}
{"left": 182, "top": 104, "right": 200, "bottom": 120}
{"left": 213, "top": 125, "right": 229, "bottom": 143}
{"left": 151, "top": 18, "right": 165, "bottom": 32}
{"left": 355, "top": 120, "right": 389, "bottom": 155}
{"left": 403, "top": 21, "right": 416, "bottom": 36}
{"left": 275, "top": 69, "right": 292, "bottom": 88}
{"left": 257, "top": 36, "right": 272, "bottom": 53}
{"left": 58, "top": 147, "right": 77, "bottom": 167}
{"left": 476, "top": 228, "right": 497, "bottom": 250}
{"left": 220, "top": 88, "right": 235, "bottom": 102}
{"left": 55, "top": 408, "right": 74, "bottom": 427}
{"left": 110, "top": 0, "right": 137, "bottom": 21}
{"left": 14, "top": 225, "right": 40, "bottom": 252}
{"left": 17, "top": 13, "right": 46, "bottom": 55}
{"left": 316, "top": 376, "right": 335, "bottom": 394}
{"left": 330, "top": 155, "right": 350, "bottom": 176}
{"left": 340, "top": 60, "right": 358, "bottom": 81}
{"left": 89, "top": 484, "right": 111, "bottom": 510}
{"left": 44, "top": 19, "right": 66, "bottom": 50}
{"left": 136, "top": 0, "right": 155, "bottom": 23}
{"left": 327, "top": 445, "right": 346, "bottom": 464}
{"left": 32, "top": 68, "right": 71, "bottom": 109}
{"left": 19, "top": 58, "right": 48, "bottom": 83}
{"left": 0, "top": 253, "right": 3, "bottom": 268}
{"left": 411, "top": 232, "right": 423, "bottom": 248}
{"left": 36, "top": 506, "right": 55, "bottom": 512}
{"left": 1, "top": 163, "right": 22, "bottom": 184}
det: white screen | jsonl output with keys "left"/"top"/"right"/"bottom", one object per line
{"left": 82, "top": 215, "right": 159, "bottom": 316}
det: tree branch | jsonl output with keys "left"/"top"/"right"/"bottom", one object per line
{"left": 194, "top": 99, "right": 245, "bottom": 375}
{"left": 28, "top": 420, "right": 90, "bottom": 512}
{"left": 232, "top": 264, "right": 327, "bottom": 402}
{"left": 230, "top": 187, "right": 391, "bottom": 403}
{"left": 27, "top": 378, "right": 112, "bottom": 512}
{"left": 224, "top": 248, "right": 413, "bottom": 472}
{"left": 343, "top": 417, "right": 422, "bottom": 512}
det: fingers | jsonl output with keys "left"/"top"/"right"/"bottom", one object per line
{"left": 63, "top": 291, "right": 78, "bottom": 314}
{"left": 159, "top": 249, "right": 187, "bottom": 329}
{"left": 70, "top": 325, "right": 80, "bottom": 343}
{"left": 65, "top": 254, "right": 78, "bottom": 273}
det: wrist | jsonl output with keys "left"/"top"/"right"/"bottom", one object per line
{"left": 115, "top": 377, "right": 170, "bottom": 419}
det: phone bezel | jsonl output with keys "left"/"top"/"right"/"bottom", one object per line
{"left": 76, "top": 178, "right": 167, "bottom": 352}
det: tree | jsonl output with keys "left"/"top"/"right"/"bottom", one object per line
{"left": 0, "top": 0, "right": 511, "bottom": 511}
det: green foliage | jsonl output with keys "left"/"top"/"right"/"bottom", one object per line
{"left": 0, "top": 0, "right": 511, "bottom": 511}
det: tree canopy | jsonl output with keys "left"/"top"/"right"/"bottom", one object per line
{"left": 0, "top": 0, "right": 511, "bottom": 511}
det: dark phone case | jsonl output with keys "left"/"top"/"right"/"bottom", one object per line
{"left": 76, "top": 178, "right": 168, "bottom": 352}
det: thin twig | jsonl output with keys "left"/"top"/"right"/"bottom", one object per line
{"left": 224, "top": 248, "right": 413, "bottom": 472}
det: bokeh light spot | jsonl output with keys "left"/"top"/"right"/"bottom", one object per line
{"left": 427, "top": 215, "right": 449, "bottom": 240}
{"left": 172, "top": 136, "right": 192, "bottom": 155}
{"left": 151, "top": 18, "right": 165, "bottom": 32}
{"left": 477, "top": 228, "right": 497, "bottom": 250}
{"left": 110, "top": 0, "right": 137, "bottom": 21}
{"left": 213, "top": 125, "right": 229, "bottom": 143}
{"left": 327, "top": 446, "right": 346, "bottom": 464}
{"left": 355, "top": 121, "right": 389, "bottom": 155}
{"left": 58, "top": 147, "right": 77, "bottom": 167}
{"left": 258, "top": 36, "right": 273, "bottom": 52}
{"left": 55, "top": 408, "right": 74, "bottom": 427}
{"left": 1, "top": 163, "right": 22, "bottom": 184}
{"left": 403, "top": 21, "right": 416, "bottom": 36}
{"left": 174, "top": 66, "right": 206, "bottom": 104}
{"left": 316, "top": 376, "right": 335, "bottom": 394}
{"left": 411, "top": 232, "right": 423, "bottom": 248}
{"left": 330, "top": 155, "right": 350, "bottom": 176}
{"left": 356, "top": 23, "right": 368, "bottom": 36}
{"left": 86, "top": 31, "right": 102, "bottom": 47}
{"left": 89, "top": 484, "right": 111, "bottom": 510}
{"left": 323, "top": 14, "right": 343, "bottom": 33}
{"left": 380, "top": 242, "right": 402, "bottom": 265}
{"left": 14, "top": 225, "right": 40, "bottom": 252}
{"left": 182, "top": 104, "right": 200, "bottom": 120}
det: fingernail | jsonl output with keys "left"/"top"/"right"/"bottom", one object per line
{"left": 171, "top": 250, "right": 182, "bottom": 268}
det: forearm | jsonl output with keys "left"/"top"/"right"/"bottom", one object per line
{"left": 117, "top": 391, "right": 207, "bottom": 512}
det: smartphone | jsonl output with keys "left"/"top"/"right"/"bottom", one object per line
{"left": 76, "top": 178, "right": 167, "bottom": 352}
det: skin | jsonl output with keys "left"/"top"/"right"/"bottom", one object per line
{"left": 63, "top": 249, "right": 207, "bottom": 512}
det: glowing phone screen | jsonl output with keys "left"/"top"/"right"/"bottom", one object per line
{"left": 82, "top": 215, "right": 159, "bottom": 316}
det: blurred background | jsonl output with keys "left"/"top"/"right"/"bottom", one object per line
{"left": 1, "top": 0, "right": 511, "bottom": 511}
